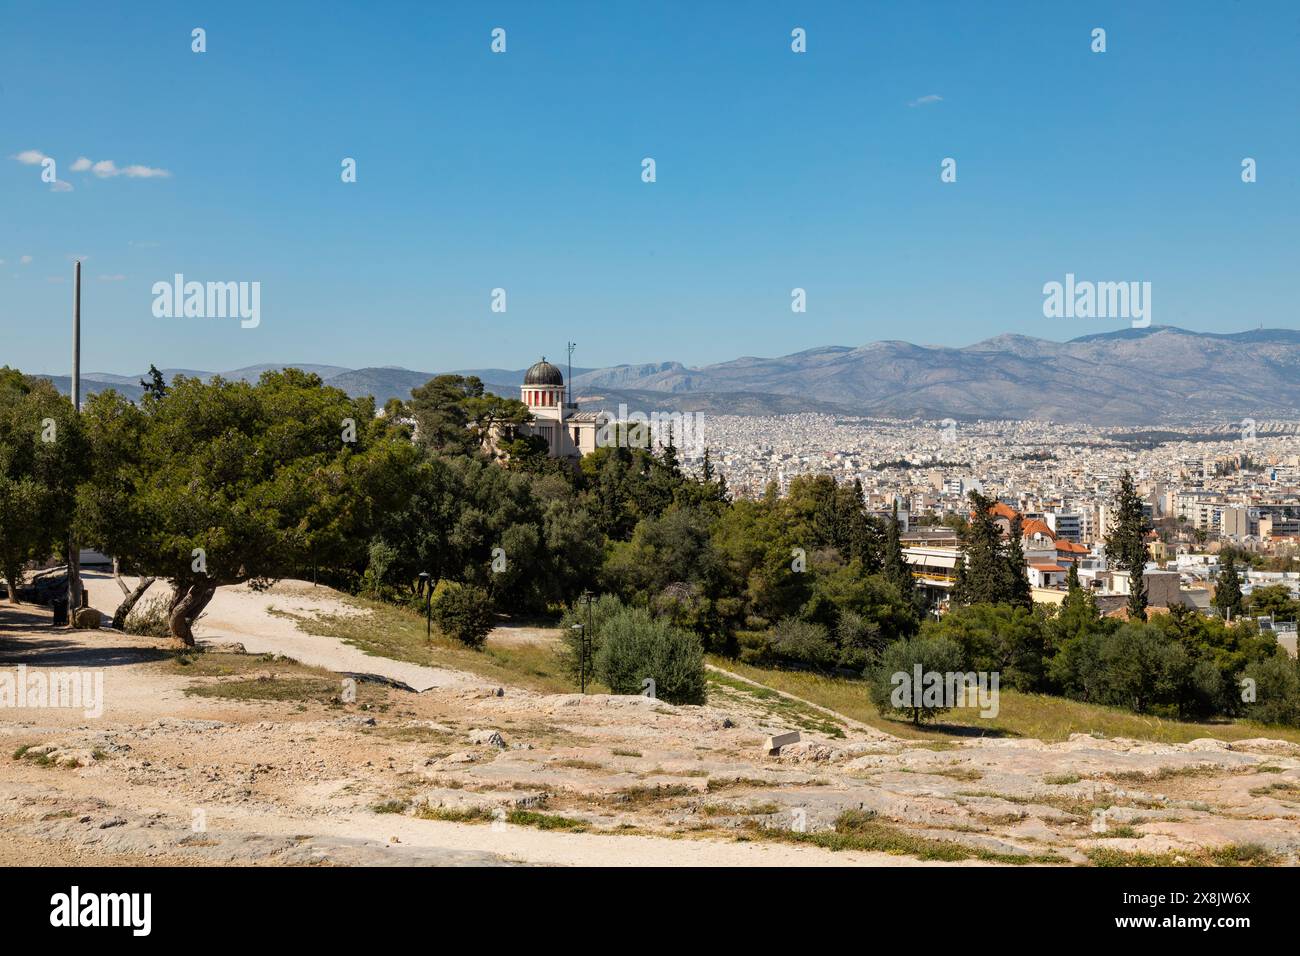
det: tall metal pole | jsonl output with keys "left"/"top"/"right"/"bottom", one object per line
{"left": 583, "top": 590, "right": 592, "bottom": 693}
{"left": 566, "top": 341, "right": 575, "bottom": 407}
{"left": 72, "top": 260, "right": 81, "bottom": 410}
{"left": 67, "top": 261, "right": 82, "bottom": 624}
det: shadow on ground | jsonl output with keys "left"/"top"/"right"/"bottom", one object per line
{"left": 0, "top": 607, "right": 170, "bottom": 668}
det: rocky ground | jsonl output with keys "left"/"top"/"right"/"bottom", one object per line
{"left": 2, "top": 584, "right": 1299, "bottom": 867}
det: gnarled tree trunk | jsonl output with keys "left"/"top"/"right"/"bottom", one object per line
{"left": 167, "top": 581, "right": 218, "bottom": 647}
{"left": 111, "top": 575, "right": 156, "bottom": 630}
{"left": 2, "top": 564, "right": 22, "bottom": 605}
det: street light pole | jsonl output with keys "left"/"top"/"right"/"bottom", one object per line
{"left": 419, "top": 572, "right": 431, "bottom": 638}
{"left": 583, "top": 590, "right": 593, "bottom": 693}
{"left": 66, "top": 260, "right": 82, "bottom": 625}
{"left": 571, "top": 623, "right": 585, "bottom": 693}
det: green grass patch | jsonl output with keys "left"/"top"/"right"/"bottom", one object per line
{"left": 184, "top": 675, "right": 363, "bottom": 704}
{"left": 552, "top": 759, "right": 604, "bottom": 771}
{"left": 1105, "top": 765, "right": 1221, "bottom": 783}
{"left": 707, "top": 655, "right": 1300, "bottom": 746}
{"left": 413, "top": 803, "right": 587, "bottom": 832}
{"left": 1089, "top": 843, "right": 1278, "bottom": 867}
{"left": 506, "top": 810, "right": 587, "bottom": 832}
{"left": 272, "top": 598, "right": 583, "bottom": 695}
{"left": 705, "top": 776, "right": 776, "bottom": 793}
{"left": 415, "top": 804, "right": 496, "bottom": 823}
{"left": 747, "top": 809, "right": 1061, "bottom": 865}
{"left": 1044, "top": 773, "right": 1082, "bottom": 785}
{"left": 1092, "top": 824, "right": 1142, "bottom": 839}
{"left": 161, "top": 650, "right": 288, "bottom": 678}
{"left": 705, "top": 669, "right": 845, "bottom": 738}
{"left": 1249, "top": 780, "right": 1300, "bottom": 798}
{"left": 613, "top": 784, "right": 697, "bottom": 805}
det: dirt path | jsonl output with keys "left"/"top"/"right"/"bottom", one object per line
{"left": 80, "top": 572, "right": 477, "bottom": 692}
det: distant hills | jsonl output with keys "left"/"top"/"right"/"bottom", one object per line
{"left": 37, "top": 326, "right": 1300, "bottom": 425}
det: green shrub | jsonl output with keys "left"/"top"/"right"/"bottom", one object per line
{"left": 921, "top": 602, "right": 1045, "bottom": 691}
{"left": 768, "top": 617, "right": 838, "bottom": 670}
{"left": 736, "top": 629, "right": 774, "bottom": 666}
{"left": 558, "top": 593, "right": 627, "bottom": 685}
{"left": 124, "top": 595, "right": 172, "bottom": 638}
{"left": 430, "top": 581, "right": 494, "bottom": 648}
{"left": 360, "top": 538, "right": 400, "bottom": 598}
{"left": 1241, "top": 652, "right": 1300, "bottom": 726}
{"left": 594, "top": 607, "right": 706, "bottom": 705}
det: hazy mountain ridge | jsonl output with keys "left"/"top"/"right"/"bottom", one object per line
{"left": 34, "top": 326, "right": 1300, "bottom": 425}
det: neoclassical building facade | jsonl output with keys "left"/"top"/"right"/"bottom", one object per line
{"left": 517, "top": 358, "right": 600, "bottom": 462}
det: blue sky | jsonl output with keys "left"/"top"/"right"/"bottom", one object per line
{"left": 2, "top": 0, "right": 1297, "bottom": 376}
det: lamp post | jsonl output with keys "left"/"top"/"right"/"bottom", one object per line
{"left": 580, "top": 589, "right": 594, "bottom": 692}
{"left": 419, "top": 572, "right": 431, "bottom": 638}
{"left": 66, "top": 260, "right": 82, "bottom": 625}
{"left": 570, "top": 623, "right": 585, "bottom": 693}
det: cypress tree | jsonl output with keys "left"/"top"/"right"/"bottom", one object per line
{"left": 1106, "top": 470, "right": 1149, "bottom": 621}
{"left": 848, "top": 479, "right": 883, "bottom": 572}
{"left": 953, "top": 490, "right": 1003, "bottom": 606}
{"left": 1001, "top": 513, "right": 1034, "bottom": 610}
{"left": 1214, "top": 554, "right": 1244, "bottom": 621}
{"left": 882, "top": 500, "right": 914, "bottom": 598}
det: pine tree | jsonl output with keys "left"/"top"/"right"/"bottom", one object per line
{"left": 1214, "top": 554, "right": 1244, "bottom": 621}
{"left": 139, "top": 364, "right": 168, "bottom": 401}
{"left": 1106, "top": 470, "right": 1149, "bottom": 621}
{"left": 1051, "top": 561, "right": 1100, "bottom": 648}
{"left": 812, "top": 479, "right": 842, "bottom": 552}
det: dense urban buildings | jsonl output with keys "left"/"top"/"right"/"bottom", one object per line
{"left": 610, "top": 410, "right": 1300, "bottom": 649}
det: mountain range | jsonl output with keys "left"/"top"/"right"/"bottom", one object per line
{"left": 38, "top": 326, "right": 1300, "bottom": 426}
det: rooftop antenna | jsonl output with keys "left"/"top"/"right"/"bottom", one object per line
{"left": 566, "top": 341, "right": 576, "bottom": 407}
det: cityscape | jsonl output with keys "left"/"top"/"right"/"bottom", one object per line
{"left": 696, "top": 411, "right": 1300, "bottom": 635}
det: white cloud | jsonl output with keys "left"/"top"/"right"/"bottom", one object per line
{"left": 86, "top": 158, "right": 171, "bottom": 179}
{"left": 16, "top": 151, "right": 172, "bottom": 180}
{"left": 121, "top": 164, "right": 170, "bottom": 178}
{"left": 51, "top": 180, "right": 73, "bottom": 192}
{"left": 19, "top": 255, "right": 33, "bottom": 265}
{"left": 907, "top": 94, "right": 943, "bottom": 107}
